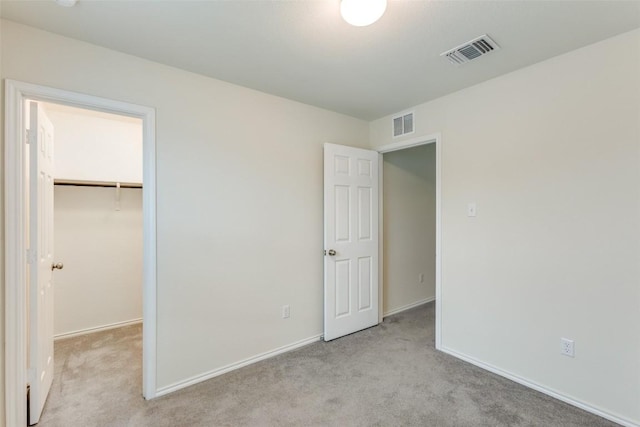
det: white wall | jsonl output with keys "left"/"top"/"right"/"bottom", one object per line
{"left": 43, "top": 103, "right": 143, "bottom": 184}
{"left": 383, "top": 144, "right": 436, "bottom": 315}
{"left": 53, "top": 186, "right": 143, "bottom": 337}
{"left": 0, "top": 19, "right": 369, "bottom": 401}
{"left": 371, "top": 29, "right": 640, "bottom": 425}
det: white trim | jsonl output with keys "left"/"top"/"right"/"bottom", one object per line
{"left": 156, "top": 334, "right": 323, "bottom": 397}
{"left": 377, "top": 153, "right": 384, "bottom": 324}
{"left": 439, "top": 346, "right": 639, "bottom": 427}
{"left": 54, "top": 318, "right": 143, "bottom": 341}
{"left": 434, "top": 133, "right": 442, "bottom": 350}
{"left": 377, "top": 133, "right": 440, "bottom": 154}
{"left": 383, "top": 296, "right": 435, "bottom": 318}
{"left": 4, "top": 77, "right": 28, "bottom": 427}
{"left": 376, "top": 132, "right": 442, "bottom": 349}
{"left": 4, "top": 80, "right": 158, "bottom": 427}
{"left": 141, "top": 92, "right": 158, "bottom": 401}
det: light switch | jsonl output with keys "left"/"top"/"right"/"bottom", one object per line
{"left": 467, "top": 203, "right": 477, "bottom": 217}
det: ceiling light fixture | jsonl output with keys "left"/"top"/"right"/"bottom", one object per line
{"left": 340, "top": 0, "right": 387, "bottom": 27}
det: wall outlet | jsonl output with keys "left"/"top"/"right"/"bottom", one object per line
{"left": 560, "top": 338, "right": 574, "bottom": 357}
{"left": 282, "top": 305, "right": 290, "bottom": 319}
{"left": 419, "top": 273, "right": 424, "bottom": 283}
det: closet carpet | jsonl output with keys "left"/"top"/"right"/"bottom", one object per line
{"left": 39, "top": 303, "right": 616, "bottom": 427}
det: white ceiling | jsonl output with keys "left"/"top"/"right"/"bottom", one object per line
{"left": 2, "top": 0, "right": 639, "bottom": 120}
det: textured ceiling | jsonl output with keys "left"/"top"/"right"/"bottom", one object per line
{"left": 2, "top": 0, "right": 639, "bottom": 120}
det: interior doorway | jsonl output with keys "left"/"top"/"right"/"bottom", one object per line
{"left": 381, "top": 143, "right": 437, "bottom": 317}
{"left": 26, "top": 101, "right": 144, "bottom": 424}
{"left": 377, "top": 134, "right": 442, "bottom": 348}
{"left": 40, "top": 102, "right": 144, "bottom": 341}
{"left": 4, "top": 80, "right": 157, "bottom": 427}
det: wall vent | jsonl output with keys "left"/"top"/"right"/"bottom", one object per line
{"left": 441, "top": 35, "right": 500, "bottom": 65}
{"left": 393, "top": 112, "right": 414, "bottom": 138}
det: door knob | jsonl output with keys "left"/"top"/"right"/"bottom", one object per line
{"left": 327, "top": 249, "right": 336, "bottom": 256}
{"left": 51, "top": 262, "right": 64, "bottom": 271}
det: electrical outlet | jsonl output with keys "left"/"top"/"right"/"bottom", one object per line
{"left": 282, "top": 305, "right": 290, "bottom": 319}
{"left": 419, "top": 273, "right": 424, "bottom": 283}
{"left": 560, "top": 338, "right": 574, "bottom": 357}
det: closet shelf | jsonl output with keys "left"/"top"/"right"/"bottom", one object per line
{"left": 54, "top": 179, "right": 143, "bottom": 188}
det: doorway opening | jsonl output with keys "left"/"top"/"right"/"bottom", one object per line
{"left": 377, "top": 134, "right": 442, "bottom": 348}
{"left": 4, "top": 80, "right": 157, "bottom": 427}
{"left": 41, "top": 102, "right": 144, "bottom": 340}
{"left": 32, "top": 101, "right": 143, "bottom": 423}
{"left": 322, "top": 136, "right": 441, "bottom": 344}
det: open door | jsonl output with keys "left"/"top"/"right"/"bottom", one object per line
{"left": 323, "top": 143, "right": 379, "bottom": 341}
{"left": 28, "top": 101, "right": 56, "bottom": 424}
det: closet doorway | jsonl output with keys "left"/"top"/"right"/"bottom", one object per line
{"left": 41, "top": 102, "right": 144, "bottom": 341}
{"left": 32, "top": 101, "right": 143, "bottom": 424}
{"left": 4, "top": 79, "right": 157, "bottom": 427}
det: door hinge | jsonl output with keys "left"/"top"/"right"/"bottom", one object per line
{"left": 25, "top": 129, "right": 31, "bottom": 145}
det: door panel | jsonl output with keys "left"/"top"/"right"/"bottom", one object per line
{"left": 29, "top": 102, "right": 55, "bottom": 425}
{"left": 335, "top": 260, "right": 351, "bottom": 318}
{"left": 358, "top": 256, "right": 372, "bottom": 311}
{"left": 358, "top": 187, "right": 372, "bottom": 240}
{"left": 335, "top": 186, "right": 350, "bottom": 242}
{"left": 324, "top": 143, "right": 379, "bottom": 341}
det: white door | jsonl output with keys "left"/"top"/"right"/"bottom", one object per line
{"left": 28, "top": 101, "right": 56, "bottom": 424}
{"left": 323, "top": 143, "right": 379, "bottom": 341}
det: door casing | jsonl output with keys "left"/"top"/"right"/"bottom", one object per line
{"left": 376, "top": 133, "right": 442, "bottom": 349}
{"left": 4, "top": 79, "right": 158, "bottom": 427}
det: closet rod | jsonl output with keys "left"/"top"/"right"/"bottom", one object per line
{"left": 54, "top": 180, "right": 143, "bottom": 189}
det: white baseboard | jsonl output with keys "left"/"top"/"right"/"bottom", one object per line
{"left": 54, "top": 318, "right": 143, "bottom": 341}
{"left": 383, "top": 296, "right": 435, "bottom": 318}
{"left": 438, "top": 345, "right": 639, "bottom": 427}
{"left": 156, "top": 334, "right": 323, "bottom": 397}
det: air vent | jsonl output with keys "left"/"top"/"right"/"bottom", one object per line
{"left": 393, "top": 112, "right": 414, "bottom": 138}
{"left": 441, "top": 35, "right": 500, "bottom": 65}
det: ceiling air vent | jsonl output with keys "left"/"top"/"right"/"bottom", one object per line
{"left": 441, "top": 35, "right": 500, "bottom": 65}
{"left": 393, "top": 112, "right": 414, "bottom": 138}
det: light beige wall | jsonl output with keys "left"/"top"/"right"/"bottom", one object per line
{"left": 371, "top": 29, "right": 640, "bottom": 424}
{"left": 53, "top": 186, "right": 142, "bottom": 336}
{"left": 0, "top": 14, "right": 5, "bottom": 427}
{"left": 383, "top": 144, "right": 435, "bottom": 314}
{"left": 1, "top": 19, "right": 369, "bottom": 396}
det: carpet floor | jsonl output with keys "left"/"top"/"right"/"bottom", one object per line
{"left": 38, "top": 302, "right": 616, "bottom": 426}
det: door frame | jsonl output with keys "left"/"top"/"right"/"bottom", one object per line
{"left": 4, "top": 79, "right": 158, "bottom": 427}
{"left": 376, "top": 133, "right": 442, "bottom": 349}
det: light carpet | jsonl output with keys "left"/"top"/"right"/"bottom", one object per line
{"left": 38, "top": 302, "right": 616, "bottom": 426}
